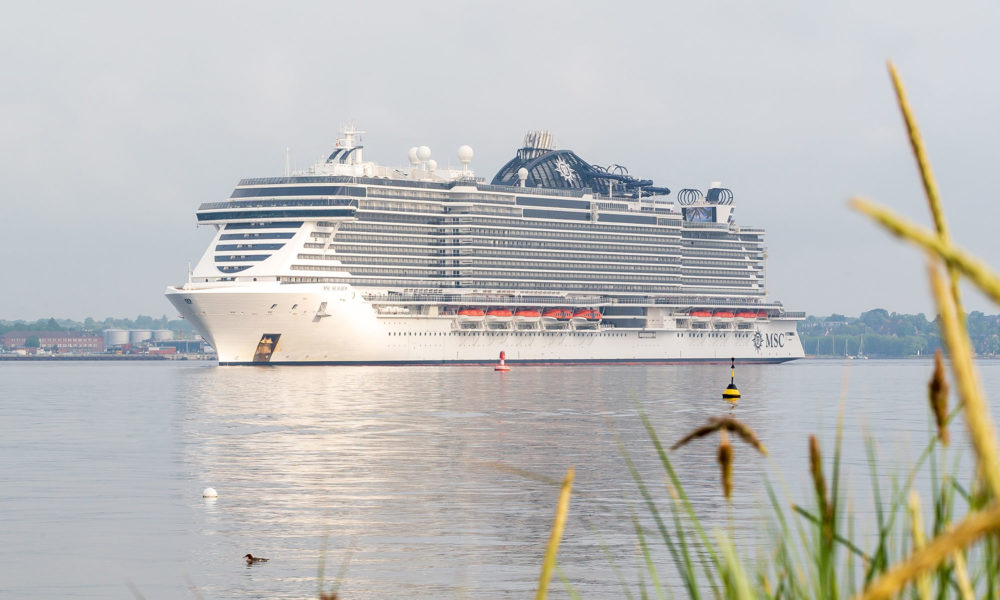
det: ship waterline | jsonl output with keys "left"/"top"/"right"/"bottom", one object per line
{"left": 166, "top": 126, "right": 804, "bottom": 365}
{"left": 165, "top": 283, "right": 800, "bottom": 365}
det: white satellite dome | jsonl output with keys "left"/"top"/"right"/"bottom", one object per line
{"left": 416, "top": 146, "right": 432, "bottom": 161}
{"left": 427, "top": 159, "right": 437, "bottom": 172}
{"left": 457, "top": 145, "right": 474, "bottom": 164}
{"left": 408, "top": 147, "right": 419, "bottom": 165}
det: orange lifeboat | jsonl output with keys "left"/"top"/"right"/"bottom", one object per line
{"left": 486, "top": 309, "right": 513, "bottom": 317}
{"left": 514, "top": 308, "right": 542, "bottom": 330}
{"left": 735, "top": 311, "right": 757, "bottom": 319}
{"left": 572, "top": 309, "right": 602, "bottom": 320}
{"left": 713, "top": 311, "right": 735, "bottom": 318}
{"left": 542, "top": 308, "right": 573, "bottom": 320}
{"left": 756, "top": 310, "right": 768, "bottom": 318}
{"left": 458, "top": 308, "right": 485, "bottom": 317}
{"left": 690, "top": 310, "right": 713, "bottom": 318}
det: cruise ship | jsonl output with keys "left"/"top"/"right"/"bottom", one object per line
{"left": 165, "top": 127, "right": 805, "bottom": 365}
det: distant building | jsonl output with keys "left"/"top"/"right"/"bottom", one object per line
{"left": 156, "top": 339, "right": 211, "bottom": 354}
{"left": 1, "top": 331, "right": 104, "bottom": 353}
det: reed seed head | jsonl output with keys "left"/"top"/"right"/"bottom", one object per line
{"left": 929, "top": 349, "right": 949, "bottom": 445}
{"left": 671, "top": 416, "right": 767, "bottom": 456}
{"left": 809, "top": 435, "right": 829, "bottom": 514}
{"left": 809, "top": 434, "right": 836, "bottom": 547}
{"left": 671, "top": 416, "right": 764, "bottom": 501}
{"left": 718, "top": 429, "right": 733, "bottom": 501}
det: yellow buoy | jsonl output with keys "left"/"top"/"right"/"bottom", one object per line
{"left": 723, "top": 357, "right": 741, "bottom": 400}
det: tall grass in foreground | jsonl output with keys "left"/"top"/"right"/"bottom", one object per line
{"left": 528, "top": 62, "right": 1000, "bottom": 599}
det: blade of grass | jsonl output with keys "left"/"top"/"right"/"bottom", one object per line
{"left": 792, "top": 504, "right": 869, "bottom": 561}
{"left": 556, "top": 565, "right": 582, "bottom": 600}
{"left": 638, "top": 407, "right": 724, "bottom": 591}
{"left": 632, "top": 514, "right": 668, "bottom": 600}
{"left": 614, "top": 427, "right": 701, "bottom": 599}
{"left": 857, "top": 502, "right": 1000, "bottom": 600}
{"left": 908, "top": 491, "right": 932, "bottom": 600}
{"left": 587, "top": 519, "right": 637, "bottom": 600}
{"left": 714, "top": 531, "right": 755, "bottom": 600}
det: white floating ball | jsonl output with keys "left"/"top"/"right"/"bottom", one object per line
{"left": 202, "top": 487, "right": 218, "bottom": 498}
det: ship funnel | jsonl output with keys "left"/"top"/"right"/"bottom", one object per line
{"left": 523, "top": 130, "right": 555, "bottom": 150}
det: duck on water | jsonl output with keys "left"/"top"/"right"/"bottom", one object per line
{"left": 244, "top": 553, "right": 268, "bottom": 564}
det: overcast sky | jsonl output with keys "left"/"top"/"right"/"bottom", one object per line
{"left": 2, "top": 1, "right": 998, "bottom": 321}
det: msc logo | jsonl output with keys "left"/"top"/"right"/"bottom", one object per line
{"left": 752, "top": 331, "right": 784, "bottom": 352}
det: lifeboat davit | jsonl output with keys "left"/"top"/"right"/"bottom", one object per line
{"left": 713, "top": 311, "right": 735, "bottom": 318}
{"left": 571, "top": 308, "right": 602, "bottom": 329}
{"left": 457, "top": 308, "right": 485, "bottom": 328}
{"left": 514, "top": 309, "right": 542, "bottom": 329}
{"left": 485, "top": 308, "right": 513, "bottom": 329}
{"left": 541, "top": 308, "right": 572, "bottom": 329}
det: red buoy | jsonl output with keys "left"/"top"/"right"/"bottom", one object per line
{"left": 494, "top": 350, "right": 511, "bottom": 371}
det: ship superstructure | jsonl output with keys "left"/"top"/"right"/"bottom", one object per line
{"left": 166, "top": 126, "right": 804, "bottom": 365}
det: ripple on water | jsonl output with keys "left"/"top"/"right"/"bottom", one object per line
{"left": 1, "top": 360, "right": 998, "bottom": 598}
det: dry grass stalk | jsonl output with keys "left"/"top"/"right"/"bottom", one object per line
{"left": 534, "top": 467, "right": 574, "bottom": 600}
{"left": 670, "top": 416, "right": 767, "bottom": 456}
{"left": 907, "top": 491, "right": 931, "bottom": 600}
{"left": 850, "top": 198, "right": 1000, "bottom": 305}
{"left": 857, "top": 502, "right": 1000, "bottom": 600}
{"left": 888, "top": 60, "right": 965, "bottom": 314}
{"left": 887, "top": 62, "right": 948, "bottom": 248}
{"left": 718, "top": 429, "right": 733, "bottom": 501}
{"left": 929, "top": 349, "right": 950, "bottom": 445}
{"left": 929, "top": 264, "right": 1000, "bottom": 499}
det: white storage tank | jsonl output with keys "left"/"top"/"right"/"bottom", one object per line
{"left": 103, "top": 329, "right": 129, "bottom": 347}
{"left": 129, "top": 330, "right": 152, "bottom": 344}
{"left": 152, "top": 329, "right": 174, "bottom": 341}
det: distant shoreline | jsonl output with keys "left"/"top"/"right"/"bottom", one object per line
{"left": 0, "top": 355, "right": 214, "bottom": 362}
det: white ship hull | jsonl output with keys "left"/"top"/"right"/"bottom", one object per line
{"left": 167, "top": 283, "right": 804, "bottom": 365}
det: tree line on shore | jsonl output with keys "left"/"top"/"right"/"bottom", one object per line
{"left": 4, "top": 309, "right": 1000, "bottom": 358}
{"left": 0, "top": 315, "right": 194, "bottom": 336}
{"left": 798, "top": 308, "right": 1000, "bottom": 357}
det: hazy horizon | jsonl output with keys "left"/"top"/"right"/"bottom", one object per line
{"left": 3, "top": 2, "right": 998, "bottom": 321}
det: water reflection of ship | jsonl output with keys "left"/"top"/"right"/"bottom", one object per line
{"left": 177, "top": 365, "right": 774, "bottom": 594}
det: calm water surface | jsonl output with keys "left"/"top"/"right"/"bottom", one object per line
{"left": 2, "top": 359, "right": 998, "bottom": 599}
